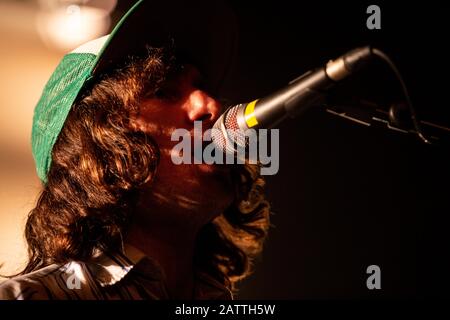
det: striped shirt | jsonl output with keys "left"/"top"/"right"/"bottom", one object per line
{"left": 0, "top": 244, "right": 232, "bottom": 300}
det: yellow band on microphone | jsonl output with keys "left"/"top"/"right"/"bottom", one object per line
{"left": 244, "top": 99, "right": 259, "bottom": 128}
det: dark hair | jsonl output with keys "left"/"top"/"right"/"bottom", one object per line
{"left": 11, "top": 47, "right": 270, "bottom": 293}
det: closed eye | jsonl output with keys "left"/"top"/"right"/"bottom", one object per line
{"left": 153, "top": 82, "right": 182, "bottom": 102}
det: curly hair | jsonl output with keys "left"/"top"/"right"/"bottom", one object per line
{"left": 15, "top": 46, "right": 270, "bottom": 293}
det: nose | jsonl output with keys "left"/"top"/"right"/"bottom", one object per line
{"left": 184, "top": 89, "right": 221, "bottom": 126}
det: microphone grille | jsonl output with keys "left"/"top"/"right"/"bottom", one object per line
{"left": 212, "top": 114, "right": 227, "bottom": 152}
{"left": 224, "top": 105, "right": 240, "bottom": 131}
{"left": 212, "top": 104, "right": 247, "bottom": 156}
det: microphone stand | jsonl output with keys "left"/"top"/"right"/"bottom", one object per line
{"left": 323, "top": 100, "right": 450, "bottom": 146}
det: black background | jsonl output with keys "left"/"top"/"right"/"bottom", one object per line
{"left": 114, "top": 0, "right": 449, "bottom": 299}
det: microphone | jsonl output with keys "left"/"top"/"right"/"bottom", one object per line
{"left": 212, "top": 46, "right": 375, "bottom": 154}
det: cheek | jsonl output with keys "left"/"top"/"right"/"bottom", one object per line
{"left": 134, "top": 119, "right": 180, "bottom": 159}
{"left": 135, "top": 101, "right": 185, "bottom": 146}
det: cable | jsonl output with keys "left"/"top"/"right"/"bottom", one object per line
{"left": 371, "top": 48, "right": 431, "bottom": 144}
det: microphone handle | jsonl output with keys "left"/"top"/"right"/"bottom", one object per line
{"left": 234, "top": 46, "right": 373, "bottom": 131}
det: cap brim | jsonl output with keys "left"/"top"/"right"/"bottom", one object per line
{"left": 92, "top": 0, "right": 238, "bottom": 96}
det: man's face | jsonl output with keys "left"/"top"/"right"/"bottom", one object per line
{"left": 131, "top": 65, "right": 234, "bottom": 228}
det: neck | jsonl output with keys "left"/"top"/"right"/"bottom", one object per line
{"left": 125, "top": 217, "right": 199, "bottom": 299}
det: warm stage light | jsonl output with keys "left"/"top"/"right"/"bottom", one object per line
{"left": 36, "top": 0, "right": 117, "bottom": 52}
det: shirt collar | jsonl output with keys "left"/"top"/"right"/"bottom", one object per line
{"left": 86, "top": 243, "right": 233, "bottom": 299}
{"left": 87, "top": 244, "right": 149, "bottom": 287}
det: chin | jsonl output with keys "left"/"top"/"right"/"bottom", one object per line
{"left": 193, "top": 165, "right": 234, "bottom": 212}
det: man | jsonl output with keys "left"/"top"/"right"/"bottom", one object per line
{"left": 0, "top": 0, "right": 270, "bottom": 299}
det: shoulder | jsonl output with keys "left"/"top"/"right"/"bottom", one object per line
{"left": 0, "top": 264, "right": 62, "bottom": 299}
{"left": 0, "top": 262, "right": 93, "bottom": 300}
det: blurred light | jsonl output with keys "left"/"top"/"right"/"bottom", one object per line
{"left": 36, "top": 0, "right": 117, "bottom": 52}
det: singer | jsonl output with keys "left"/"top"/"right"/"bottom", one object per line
{"left": 0, "top": 0, "right": 270, "bottom": 300}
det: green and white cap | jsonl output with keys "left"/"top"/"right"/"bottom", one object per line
{"left": 32, "top": 0, "right": 238, "bottom": 183}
